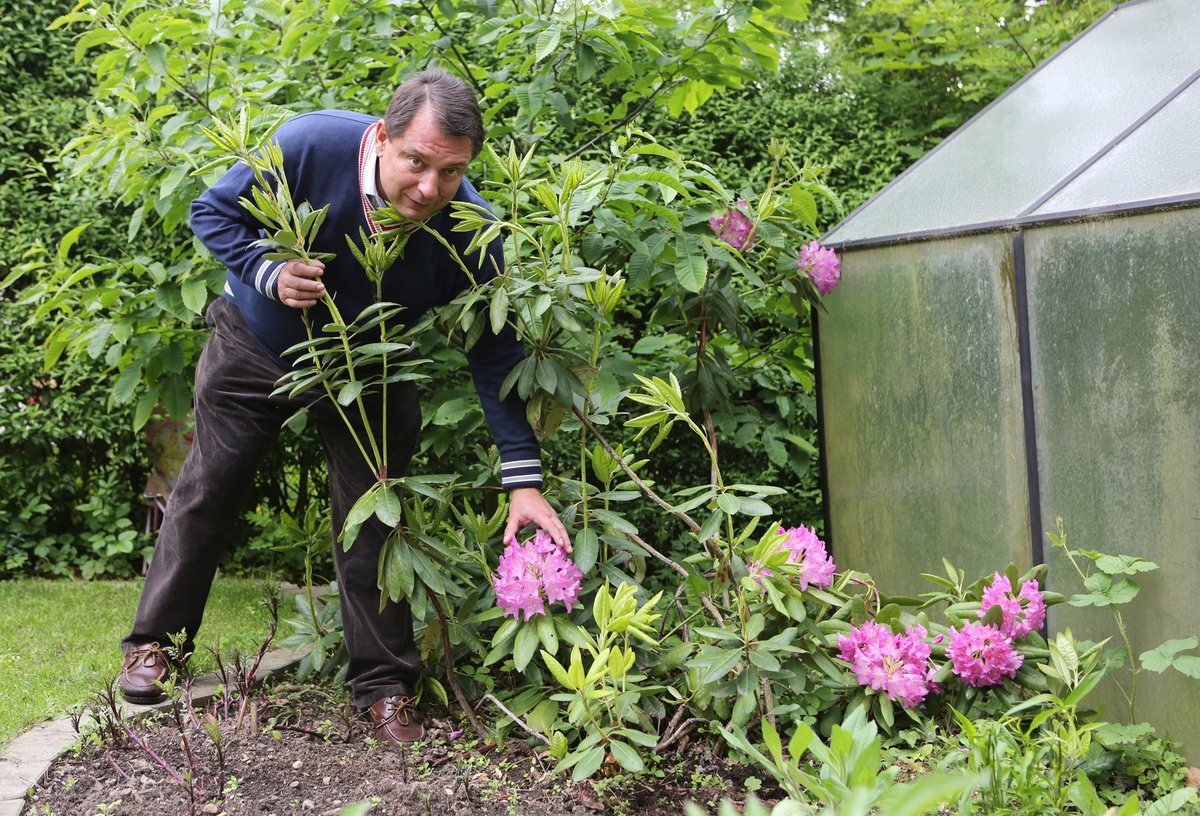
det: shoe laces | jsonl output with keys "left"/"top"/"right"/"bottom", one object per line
{"left": 123, "top": 642, "right": 166, "bottom": 670}
{"left": 379, "top": 695, "right": 416, "bottom": 727}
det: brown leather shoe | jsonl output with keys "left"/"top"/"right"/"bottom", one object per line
{"left": 366, "top": 695, "right": 424, "bottom": 744}
{"left": 118, "top": 642, "right": 172, "bottom": 703}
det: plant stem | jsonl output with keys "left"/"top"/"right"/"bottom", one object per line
{"left": 572, "top": 406, "right": 701, "bottom": 534}
{"left": 427, "top": 590, "right": 487, "bottom": 740}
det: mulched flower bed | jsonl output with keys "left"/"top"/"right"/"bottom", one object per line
{"left": 24, "top": 682, "right": 777, "bottom": 816}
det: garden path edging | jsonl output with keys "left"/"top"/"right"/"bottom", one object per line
{"left": 0, "top": 644, "right": 310, "bottom": 816}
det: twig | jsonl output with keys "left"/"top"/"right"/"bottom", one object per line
{"left": 480, "top": 693, "right": 552, "bottom": 746}
{"left": 657, "top": 717, "right": 706, "bottom": 752}
{"left": 990, "top": 13, "right": 1036, "bottom": 69}
{"left": 427, "top": 590, "right": 487, "bottom": 740}
{"left": 760, "top": 675, "right": 776, "bottom": 732}
{"left": 626, "top": 531, "right": 688, "bottom": 577}
{"left": 573, "top": 406, "right": 701, "bottom": 534}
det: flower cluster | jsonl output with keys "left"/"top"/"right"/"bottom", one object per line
{"left": 838, "top": 621, "right": 938, "bottom": 709}
{"left": 978, "top": 572, "right": 1047, "bottom": 639}
{"left": 947, "top": 622, "right": 1024, "bottom": 687}
{"left": 797, "top": 240, "right": 840, "bottom": 295}
{"left": 777, "top": 525, "right": 836, "bottom": 591}
{"left": 838, "top": 572, "right": 1047, "bottom": 700}
{"left": 492, "top": 529, "right": 583, "bottom": 621}
{"left": 749, "top": 524, "right": 837, "bottom": 592}
{"left": 709, "top": 198, "right": 756, "bottom": 251}
{"left": 942, "top": 572, "right": 1046, "bottom": 687}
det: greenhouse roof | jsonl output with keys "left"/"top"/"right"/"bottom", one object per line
{"left": 824, "top": 0, "right": 1200, "bottom": 248}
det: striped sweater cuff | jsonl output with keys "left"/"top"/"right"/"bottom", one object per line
{"left": 253, "top": 258, "right": 284, "bottom": 300}
{"left": 500, "top": 457, "right": 542, "bottom": 489}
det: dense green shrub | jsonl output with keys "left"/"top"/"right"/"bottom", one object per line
{"left": 0, "top": 305, "right": 150, "bottom": 577}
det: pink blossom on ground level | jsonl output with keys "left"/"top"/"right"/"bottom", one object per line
{"left": 837, "top": 621, "right": 937, "bottom": 708}
{"left": 797, "top": 240, "right": 840, "bottom": 295}
{"left": 978, "top": 572, "right": 1047, "bottom": 640}
{"left": 777, "top": 525, "right": 836, "bottom": 591}
{"left": 709, "top": 198, "right": 756, "bottom": 251}
{"left": 492, "top": 529, "right": 583, "bottom": 621}
{"left": 947, "top": 622, "right": 1023, "bottom": 687}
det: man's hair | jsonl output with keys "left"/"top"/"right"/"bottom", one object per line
{"left": 383, "top": 68, "right": 484, "bottom": 158}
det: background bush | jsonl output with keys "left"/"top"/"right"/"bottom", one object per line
{"left": 2, "top": 0, "right": 1115, "bottom": 582}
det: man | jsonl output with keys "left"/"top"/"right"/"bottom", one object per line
{"left": 118, "top": 69, "right": 569, "bottom": 745}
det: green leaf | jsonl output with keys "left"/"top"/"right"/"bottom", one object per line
{"left": 571, "top": 745, "right": 606, "bottom": 781}
{"left": 575, "top": 526, "right": 599, "bottom": 574}
{"left": 1095, "top": 554, "right": 1158, "bottom": 575}
{"left": 489, "top": 284, "right": 509, "bottom": 335}
{"left": 1071, "top": 573, "right": 1140, "bottom": 607}
{"left": 514, "top": 623, "right": 540, "bottom": 672}
{"left": 535, "top": 24, "right": 562, "bottom": 63}
{"left": 1140, "top": 637, "right": 1199, "bottom": 672}
{"left": 608, "top": 739, "right": 643, "bottom": 772}
{"left": 374, "top": 486, "right": 402, "bottom": 527}
{"left": 674, "top": 235, "right": 707, "bottom": 292}
{"left": 56, "top": 223, "right": 90, "bottom": 262}
{"left": 181, "top": 276, "right": 209, "bottom": 314}
{"left": 537, "top": 613, "right": 559, "bottom": 655}
{"left": 1171, "top": 655, "right": 1200, "bottom": 679}
{"left": 337, "top": 380, "right": 364, "bottom": 406}
{"left": 540, "top": 649, "right": 573, "bottom": 688}
{"left": 144, "top": 42, "right": 169, "bottom": 76}
{"left": 878, "top": 772, "right": 982, "bottom": 816}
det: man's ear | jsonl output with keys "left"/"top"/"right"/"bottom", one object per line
{"left": 376, "top": 121, "right": 389, "bottom": 146}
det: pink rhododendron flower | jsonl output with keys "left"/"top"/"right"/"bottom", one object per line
{"left": 777, "top": 525, "right": 836, "bottom": 591}
{"left": 947, "top": 622, "right": 1023, "bottom": 687}
{"left": 709, "top": 198, "right": 756, "bottom": 251}
{"left": 837, "top": 621, "right": 937, "bottom": 708}
{"left": 797, "top": 241, "right": 840, "bottom": 295}
{"left": 492, "top": 529, "right": 583, "bottom": 621}
{"left": 978, "top": 572, "right": 1046, "bottom": 640}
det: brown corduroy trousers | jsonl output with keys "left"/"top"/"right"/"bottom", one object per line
{"left": 123, "top": 297, "right": 423, "bottom": 707}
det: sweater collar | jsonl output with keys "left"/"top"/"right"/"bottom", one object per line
{"left": 358, "top": 121, "right": 406, "bottom": 233}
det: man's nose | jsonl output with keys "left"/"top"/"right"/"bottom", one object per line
{"left": 418, "top": 171, "right": 440, "bottom": 199}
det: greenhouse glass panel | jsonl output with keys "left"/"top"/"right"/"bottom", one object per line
{"left": 1032, "top": 78, "right": 1200, "bottom": 215}
{"left": 819, "top": 236, "right": 1030, "bottom": 597}
{"left": 824, "top": 0, "right": 1200, "bottom": 245}
{"left": 1026, "top": 208, "right": 1200, "bottom": 756}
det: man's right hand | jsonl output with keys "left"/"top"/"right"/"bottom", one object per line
{"left": 278, "top": 258, "right": 326, "bottom": 308}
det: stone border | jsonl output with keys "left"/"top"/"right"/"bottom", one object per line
{"left": 0, "top": 645, "right": 309, "bottom": 816}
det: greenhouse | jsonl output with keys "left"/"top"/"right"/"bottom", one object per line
{"left": 818, "top": 0, "right": 1200, "bottom": 757}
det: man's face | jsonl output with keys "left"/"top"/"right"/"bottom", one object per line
{"left": 375, "top": 104, "right": 474, "bottom": 222}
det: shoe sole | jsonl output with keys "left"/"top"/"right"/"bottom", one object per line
{"left": 120, "top": 689, "right": 167, "bottom": 704}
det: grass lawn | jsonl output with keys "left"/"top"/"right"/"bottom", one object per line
{"left": 0, "top": 576, "right": 283, "bottom": 746}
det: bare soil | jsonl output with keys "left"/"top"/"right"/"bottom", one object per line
{"left": 23, "top": 681, "right": 777, "bottom": 816}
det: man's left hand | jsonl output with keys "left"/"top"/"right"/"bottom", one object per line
{"left": 504, "top": 487, "right": 571, "bottom": 552}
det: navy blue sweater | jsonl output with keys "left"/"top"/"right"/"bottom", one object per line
{"left": 191, "top": 110, "right": 541, "bottom": 488}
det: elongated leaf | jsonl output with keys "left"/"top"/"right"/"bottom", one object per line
{"left": 608, "top": 739, "right": 643, "bottom": 772}
{"left": 374, "top": 486, "right": 402, "bottom": 527}
{"left": 674, "top": 235, "right": 707, "bottom": 292}
{"left": 535, "top": 24, "right": 562, "bottom": 63}
{"left": 514, "top": 623, "right": 540, "bottom": 672}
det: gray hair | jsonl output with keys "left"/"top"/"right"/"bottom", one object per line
{"left": 383, "top": 68, "right": 484, "bottom": 158}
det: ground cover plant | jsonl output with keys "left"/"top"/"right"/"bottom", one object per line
{"left": 0, "top": 577, "right": 278, "bottom": 745}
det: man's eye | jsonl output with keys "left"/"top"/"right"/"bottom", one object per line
{"left": 408, "top": 157, "right": 423, "bottom": 168}
{"left": 443, "top": 168, "right": 462, "bottom": 178}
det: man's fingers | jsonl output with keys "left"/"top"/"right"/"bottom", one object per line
{"left": 279, "top": 259, "right": 325, "bottom": 308}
